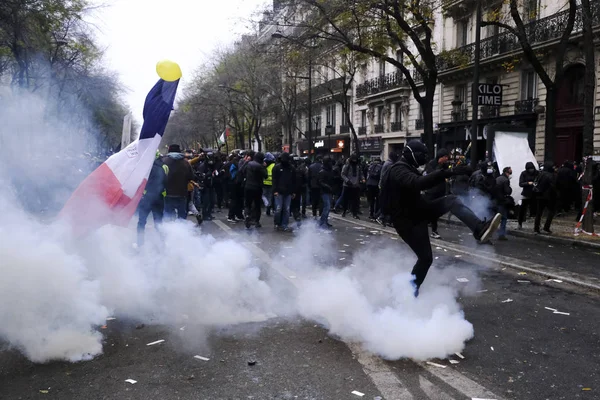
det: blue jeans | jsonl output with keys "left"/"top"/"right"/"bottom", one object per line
{"left": 164, "top": 196, "right": 187, "bottom": 220}
{"left": 498, "top": 205, "right": 508, "bottom": 237}
{"left": 320, "top": 193, "right": 331, "bottom": 226}
{"left": 335, "top": 186, "right": 346, "bottom": 209}
{"left": 274, "top": 194, "right": 292, "bottom": 228}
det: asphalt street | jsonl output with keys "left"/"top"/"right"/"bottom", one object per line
{"left": 1, "top": 211, "right": 598, "bottom": 400}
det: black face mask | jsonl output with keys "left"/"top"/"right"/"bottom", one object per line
{"left": 527, "top": 168, "right": 535, "bottom": 173}
{"left": 407, "top": 146, "right": 428, "bottom": 167}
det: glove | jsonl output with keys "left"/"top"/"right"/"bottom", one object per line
{"left": 451, "top": 165, "right": 473, "bottom": 176}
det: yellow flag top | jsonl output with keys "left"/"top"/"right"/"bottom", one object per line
{"left": 156, "top": 60, "right": 182, "bottom": 82}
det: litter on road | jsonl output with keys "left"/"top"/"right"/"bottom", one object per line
{"left": 106, "top": 317, "right": 116, "bottom": 321}
{"left": 517, "top": 280, "right": 530, "bottom": 283}
{"left": 472, "top": 398, "right": 498, "bottom": 400}
{"left": 455, "top": 255, "right": 462, "bottom": 258}
{"left": 456, "top": 278, "right": 469, "bottom": 283}
{"left": 339, "top": 258, "right": 346, "bottom": 261}
{"left": 455, "top": 352, "right": 465, "bottom": 359}
{"left": 39, "top": 390, "right": 49, "bottom": 394}
{"left": 339, "top": 250, "right": 346, "bottom": 253}
{"left": 370, "top": 230, "right": 379, "bottom": 234}
{"left": 180, "top": 326, "right": 186, "bottom": 331}
{"left": 426, "top": 361, "right": 447, "bottom": 368}
{"left": 449, "top": 360, "right": 460, "bottom": 364}
{"left": 194, "top": 355, "right": 210, "bottom": 361}
{"left": 546, "top": 279, "right": 563, "bottom": 283}
{"left": 553, "top": 311, "right": 570, "bottom": 316}
{"left": 125, "top": 379, "right": 137, "bottom": 384}
{"left": 436, "top": 247, "right": 442, "bottom": 250}
{"left": 501, "top": 299, "right": 514, "bottom": 303}
{"left": 518, "top": 272, "right": 527, "bottom": 276}
{"left": 351, "top": 390, "right": 365, "bottom": 397}
{"left": 477, "top": 289, "right": 489, "bottom": 293}
{"left": 353, "top": 227, "right": 366, "bottom": 230}
{"left": 490, "top": 347, "right": 495, "bottom": 351}
{"left": 146, "top": 340, "right": 165, "bottom": 346}
{"left": 544, "top": 307, "right": 557, "bottom": 312}
{"left": 343, "top": 244, "right": 350, "bottom": 247}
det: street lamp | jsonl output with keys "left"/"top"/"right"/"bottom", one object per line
{"left": 271, "top": 30, "right": 317, "bottom": 160}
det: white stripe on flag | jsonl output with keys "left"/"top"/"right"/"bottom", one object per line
{"left": 105, "top": 134, "right": 162, "bottom": 197}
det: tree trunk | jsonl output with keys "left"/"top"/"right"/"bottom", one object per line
{"left": 543, "top": 86, "right": 557, "bottom": 162}
{"left": 581, "top": 0, "right": 596, "bottom": 157}
{"left": 420, "top": 96, "right": 434, "bottom": 157}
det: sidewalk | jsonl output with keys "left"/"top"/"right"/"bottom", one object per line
{"left": 330, "top": 213, "right": 600, "bottom": 291}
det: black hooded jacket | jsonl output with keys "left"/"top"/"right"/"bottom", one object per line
{"left": 308, "top": 161, "right": 323, "bottom": 189}
{"left": 386, "top": 158, "right": 451, "bottom": 219}
{"left": 536, "top": 162, "right": 557, "bottom": 201}
{"left": 519, "top": 162, "right": 538, "bottom": 198}
{"left": 243, "top": 154, "right": 268, "bottom": 191}
{"left": 273, "top": 159, "right": 296, "bottom": 195}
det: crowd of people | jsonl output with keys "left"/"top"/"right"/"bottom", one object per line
{"left": 134, "top": 139, "right": 600, "bottom": 296}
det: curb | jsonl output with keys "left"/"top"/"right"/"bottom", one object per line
{"left": 330, "top": 214, "right": 600, "bottom": 292}
{"left": 438, "top": 216, "right": 600, "bottom": 251}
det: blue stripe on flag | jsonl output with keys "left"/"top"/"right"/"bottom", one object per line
{"left": 139, "top": 79, "right": 179, "bottom": 140}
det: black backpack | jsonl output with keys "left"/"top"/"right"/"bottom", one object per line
{"left": 379, "top": 161, "right": 403, "bottom": 216}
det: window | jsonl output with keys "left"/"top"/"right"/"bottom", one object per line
{"left": 521, "top": 71, "right": 537, "bottom": 100}
{"left": 395, "top": 50, "right": 403, "bottom": 71}
{"left": 457, "top": 19, "right": 469, "bottom": 47}
{"left": 326, "top": 104, "right": 337, "bottom": 127}
{"left": 394, "top": 103, "right": 402, "bottom": 123}
{"left": 379, "top": 59, "right": 386, "bottom": 77}
{"left": 524, "top": 0, "right": 539, "bottom": 22}
{"left": 377, "top": 106, "right": 385, "bottom": 125}
{"left": 361, "top": 110, "right": 367, "bottom": 127}
{"left": 455, "top": 84, "right": 468, "bottom": 104}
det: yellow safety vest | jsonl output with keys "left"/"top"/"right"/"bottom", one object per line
{"left": 264, "top": 163, "right": 274, "bottom": 186}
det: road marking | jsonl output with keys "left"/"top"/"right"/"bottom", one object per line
{"left": 347, "top": 343, "right": 414, "bottom": 400}
{"left": 419, "top": 375, "right": 456, "bottom": 400}
{"left": 422, "top": 363, "right": 504, "bottom": 400}
{"left": 212, "top": 217, "right": 504, "bottom": 400}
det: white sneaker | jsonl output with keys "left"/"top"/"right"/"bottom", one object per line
{"left": 430, "top": 232, "right": 441, "bottom": 239}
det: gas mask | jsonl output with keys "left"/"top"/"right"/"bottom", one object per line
{"left": 407, "top": 145, "right": 428, "bottom": 167}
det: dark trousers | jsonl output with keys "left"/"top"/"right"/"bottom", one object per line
{"left": 137, "top": 197, "right": 164, "bottom": 246}
{"left": 291, "top": 191, "right": 302, "bottom": 220}
{"left": 518, "top": 197, "right": 536, "bottom": 224}
{"left": 393, "top": 196, "right": 482, "bottom": 288}
{"left": 342, "top": 186, "right": 360, "bottom": 216}
{"left": 366, "top": 185, "right": 380, "bottom": 217}
{"left": 202, "top": 187, "right": 215, "bottom": 219}
{"left": 310, "top": 188, "right": 321, "bottom": 216}
{"left": 244, "top": 187, "right": 263, "bottom": 225}
{"left": 215, "top": 182, "right": 224, "bottom": 209}
{"left": 228, "top": 183, "right": 244, "bottom": 219}
{"left": 164, "top": 196, "right": 187, "bottom": 220}
{"left": 535, "top": 198, "right": 555, "bottom": 232}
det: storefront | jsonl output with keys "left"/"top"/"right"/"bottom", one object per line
{"left": 297, "top": 134, "right": 351, "bottom": 159}
{"left": 358, "top": 136, "right": 383, "bottom": 160}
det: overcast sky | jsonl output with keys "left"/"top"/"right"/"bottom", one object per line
{"left": 91, "top": 0, "right": 269, "bottom": 128}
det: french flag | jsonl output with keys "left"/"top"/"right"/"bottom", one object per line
{"left": 59, "top": 73, "right": 180, "bottom": 237}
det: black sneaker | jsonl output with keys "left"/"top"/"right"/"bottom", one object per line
{"left": 195, "top": 215, "right": 203, "bottom": 225}
{"left": 245, "top": 217, "right": 252, "bottom": 229}
{"left": 543, "top": 228, "right": 553, "bottom": 234}
{"left": 475, "top": 213, "right": 502, "bottom": 243}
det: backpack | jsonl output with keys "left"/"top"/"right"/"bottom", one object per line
{"left": 379, "top": 161, "right": 403, "bottom": 216}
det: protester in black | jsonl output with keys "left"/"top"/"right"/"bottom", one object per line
{"left": 534, "top": 161, "right": 557, "bottom": 234}
{"left": 308, "top": 156, "right": 323, "bottom": 217}
{"left": 366, "top": 159, "right": 382, "bottom": 220}
{"left": 242, "top": 152, "right": 267, "bottom": 228}
{"left": 518, "top": 161, "right": 538, "bottom": 228}
{"left": 381, "top": 140, "right": 501, "bottom": 296}
{"left": 424, "top": 148, "right": 449, "bottom": 238}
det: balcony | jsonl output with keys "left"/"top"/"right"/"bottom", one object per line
{"left": 358, "top": 126, "right": 367, "bottom": 135}
{"left": 438, "top": 3, "right": 600, "bottom": 72}
{"left": 339, "top": 125, "right": 350, "bottom": 134}
{"left": 374, "top": 124, "right": 385, "bottom": 134}
{"left": 515, "top": 98, "right": 539, "bottom": 114}
{"left": 391, "top": 121, "right": 402, "bottom": 132}
{"left": 415, "top": 119, "right": 425, "bottom": 130}
{"left": 356, "top": 71, "right": 408, "bottom": 99}
{"left": 451, "top": 108, "right": 469, "bottom": 122}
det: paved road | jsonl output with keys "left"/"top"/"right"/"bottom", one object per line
{"left": 1, "top": 212, "right": 598, "bottom": 400}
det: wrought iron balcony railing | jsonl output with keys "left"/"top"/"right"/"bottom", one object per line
{"left": 515, "top": 98, "right": 539, "bottom": 114}
{"left": 391, "top": 121, "right": 402, "bottom": 132}
{"left": 415, "top": 119, "right": 425, "bottom": 130}
{"left": 438, "top": 3, "right": 600, "bottom": 72}
{"left": 358, "top": 126, "right": 367, "bottom": 135}
{"left": 451, "top": 108, "right": 469, "bottom": 122}
{"left": 356, "top": 71, "right": 408, "bottom": 98}
{"left": 339, "top": 125, "right": 350, "bottom": 134}
{"left": 374, "top": 124, "right": 385, "bottom": 133}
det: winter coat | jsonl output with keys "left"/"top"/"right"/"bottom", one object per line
{"left": 379, "top": 159, "right": 394, "bottom": 188}
{"left": 385, "top": 159, "right": 450, "bottom": 221}
{"left": 308, "top": 162, "right": 323, "bottom": 189}
{"left": 195, "top": 161, "right": 217, "bottom": 188}
{"left": 519, "top": 162, "right": 538, "bottom": 198}
{"left": 162, "top": 153, "right": 194, "bottom": 197}
{"left": 242, "top": 160, "right": 268, "bottom": 191}
{"left": 143, "top": 158, "right": 168, "bottom": 202}
{"left": 317, "top": 166, "right": 335, "bottom": 194}
{"left": 294, "top": 164, "right": 308, "bottom": 195}
{"left": 366, "top": 163, "right": 382, "bottom": 187}
{"left": 342, "top": 162, "right": 364, "bottom": 187}
{"left": 424, "top": 159, "right": 447, "bottom": 199}
{"left": 272, "top": 163, "right": 296, "bottom": 195}
{"left": 495, "top": 174, "right": 513, "bottom": 206}
{"left": 536, "top": 167, "right": 557, "bottom": 201}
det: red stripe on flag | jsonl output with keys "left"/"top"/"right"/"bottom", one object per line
{"left": 59, "top": 163, "right": 147, "bottom": 237}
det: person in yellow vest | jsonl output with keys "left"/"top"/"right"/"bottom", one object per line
{"left": 263, "top": 152, "right": 276, "bottom": 216}
{"left": 137, "top": 151, "right": 169, "bottom": 247}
